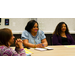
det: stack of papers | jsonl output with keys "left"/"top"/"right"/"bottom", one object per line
{"left": 35, "top": 47, "right": 53, "bottom": 51}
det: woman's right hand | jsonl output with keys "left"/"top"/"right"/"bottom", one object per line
{"left": 15, "top": 39, "right": 24, "bottom": 49}
{"left": 36, "top": 43, "right": 45, "bottom": 48}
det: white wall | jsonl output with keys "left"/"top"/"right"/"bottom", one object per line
{"left": 0, "top": 18, "right": 75, "bottom": 34}
{"left": 0, "top": 18, "right": 30, "bottom": 34}
{"left": 37, "top": 18, "right": 75, "bottom": 34}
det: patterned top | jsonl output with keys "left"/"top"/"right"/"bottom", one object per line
{"left": 0, "top": 46, "right": 26, "bottom": 56}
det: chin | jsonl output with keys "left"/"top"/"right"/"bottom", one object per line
{"left": 10, "top": 42, "right": 14, "bottom": 45}
{"left": 35, "top": 31, "right": 38, "bottom": 33}
{"left": 62, "top": 30, "right": 66, "bottom": 32}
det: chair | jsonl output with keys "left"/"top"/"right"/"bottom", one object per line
{"left": 50, "top": 36, "right": 53, "bottom": 45}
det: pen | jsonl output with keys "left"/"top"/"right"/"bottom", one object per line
{"left": 42, "top": 44, "right": 44, "bottom": 47}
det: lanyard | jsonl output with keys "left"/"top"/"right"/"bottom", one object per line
{"left": 34, "top": 38, "right": 36, "bottom": 45}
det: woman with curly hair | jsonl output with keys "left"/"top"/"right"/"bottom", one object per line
{"left": 52, "top": 22, "right": 75, "bottom": 45}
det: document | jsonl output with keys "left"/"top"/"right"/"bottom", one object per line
{"left": 35, "top": 47, "right": 53, "bottom": 51}
{"left": 64, "top": 45, "right": 75, "bottom": 48}
{"left": 24, "top": 48, "right": 33, "bottom": 54}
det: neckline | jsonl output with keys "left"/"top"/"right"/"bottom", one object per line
{"left": 61, "top": 37, "right": 67, "bottom": 38}
{"left": 30, "top": 31, "right": 38, "bottom": 38}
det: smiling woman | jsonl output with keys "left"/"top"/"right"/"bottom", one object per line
{"left": 21, "top": 20, "right": 48, "bottom": 48}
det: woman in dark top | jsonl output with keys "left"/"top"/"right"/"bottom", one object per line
{"left": 52, "top": 22, "right": 75, "bottom": 45}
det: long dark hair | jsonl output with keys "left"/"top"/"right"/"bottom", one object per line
{"left": 25, "top": 20, "right": 39, "bottom": 32}
{"left": 53, "top": 22, "right": 70, "bottom": 36}
{"left": 0, "top": 28, "right": 12, "bottom": 47}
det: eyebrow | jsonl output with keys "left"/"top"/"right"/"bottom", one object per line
{"left": 33, "top": 26, "right": 38, "bottom": 27}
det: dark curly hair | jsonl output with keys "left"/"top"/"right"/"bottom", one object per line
{"left": 25, "top": 20, "right": 39, "bottom": 32}
{"left": 53, "top": 22, "right": 70, "bottom": 36}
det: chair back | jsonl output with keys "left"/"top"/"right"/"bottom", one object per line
{"left": 50, "top": 36, "right": 53, "bottom": 45}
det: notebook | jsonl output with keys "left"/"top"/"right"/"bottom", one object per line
{"left": 35, "top": 47, "right": 53, "bottom": 51}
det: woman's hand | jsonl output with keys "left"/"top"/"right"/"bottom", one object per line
{"left": 36, "top": 43, "right": 45, "bottom": 48}
{"left": 15, "top": 39, "right": 24, "bottom": 49}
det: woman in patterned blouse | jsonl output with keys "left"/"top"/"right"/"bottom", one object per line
{"left": 0, "top": 28, "right": 26, "bottom": 56}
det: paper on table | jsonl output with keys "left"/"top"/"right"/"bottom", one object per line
{"left": 35, "top": 48, "right": 46, "bottom": 51}
{"left": 64, "top": 45, "right": 75, "bottom": 48}
{"left": 35, "top": 47, "right": 53, "bottom": 51}
{"left": 45, "top": 47, "right": 53, "bottom": 50}
{"left": 24, "top": 48, "right": 33, "bottom": 54}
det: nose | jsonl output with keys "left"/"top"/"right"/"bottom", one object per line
{"left": 13, "top": 36, "right": 15, "bottom": 38}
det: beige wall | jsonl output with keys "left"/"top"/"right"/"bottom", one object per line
{"left": 0, "top": 18, "right": 30, "bottom": 31}
{"left": 0, "top": 18, "right": 75, "bottom": 34}
{"left": 37, "top": 18, "right": 75, "bottom": 32}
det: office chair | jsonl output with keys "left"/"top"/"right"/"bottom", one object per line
{"left": 50, "top": 36, "right": 53, "bottom": 45}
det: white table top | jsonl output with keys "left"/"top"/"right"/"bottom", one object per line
{"left": 29, "top": 45, "right": 75, "bottom": 56}
{"left": 11, "top": 45, "right": 75, "bottom": 56}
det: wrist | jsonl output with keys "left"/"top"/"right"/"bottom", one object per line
{"left": 19, "top": 45, "right": 24, "bottom": 49}
{"left": 34, "top": 44, "right": 36, "bottom": 48}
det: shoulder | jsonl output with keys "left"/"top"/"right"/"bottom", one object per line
{"left": 38, "top": 30, "right": 44, "bottom": 34}
{"left": 53, "top": 34, "right": 57, "bottom": 37}
{"left": 66, "top": 34, "right": 74, "bottom": 40}
{"left": 22, "top": 30, "right": 29, "bottom": 34}
{"left": 0, "top": 46, "right": 11, "bottom": 50}
{"left": 39, "top": 30, "right": 44, "bottom": 33}
{"left": 22, "top": 30, "right": 30, "bottom": 36}
{"left": 66, "top": 34, "right": 72, "bottom": 37}
{"left": 2, "top": 47, "right": 14, "bottom": 56}
{"left": 53, "top": 34, "right": 60, "bottom": 38}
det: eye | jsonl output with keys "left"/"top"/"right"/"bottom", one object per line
{"left": 37, "top": 26, "right": 38, "bottom": 28}
{"left": 33, "top": 26, "right": 38, "bottom": 28}
{"left": 64, "top": 26, "right": 66, "bottom": 27}
{"left": 33, "top": 26, "right": 35, "bottom": 28}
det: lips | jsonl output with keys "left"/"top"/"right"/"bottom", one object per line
{"left": 13, "top": 39, "right": 14, "bottom": 41}
{"left": 35, "top": 30, "right": 38, "bottom": 31}
{"left": 63, "top": 29, "right": 65, "bottom": 30}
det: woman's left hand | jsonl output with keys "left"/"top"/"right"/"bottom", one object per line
{"left": 15, "top": 39, "right": 23, "bottom": 47}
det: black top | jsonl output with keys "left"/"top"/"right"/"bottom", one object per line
{"left": 61, "top": 37, "right": 68, "bottom": 45}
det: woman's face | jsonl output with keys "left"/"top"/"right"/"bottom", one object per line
{"left": 61, "top": 24, "right": 66, "bottom": 32}
{"left": 31, "top": 23, "right": 39, "bottom": 33}
{"left": 8, "top": 32, "right": 15, "bottom": 45}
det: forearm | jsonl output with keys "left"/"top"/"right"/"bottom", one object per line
{"left": 15, "top": 47, "right": 26, "bottom": 56}
{"left": 41, "top": 39, "right": 48, "bottom": 47}
{"left": 42, "top": 42, "right": 48, "bottom": 47}
{"left": 15, "top": 47, "right": 23, "bottom": 53}
{"left": 23, "top": 43, "right": 36, "bottom": 48}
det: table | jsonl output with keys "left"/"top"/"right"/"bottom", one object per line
{"left": 29, "top": 45, "right": 75, "bottom": 56}
{"left": 11, "top": 45, "right": 75, "bottom": 56}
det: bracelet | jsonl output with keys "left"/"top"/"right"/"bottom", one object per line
{"left": 34, "top": 44, "right": 36, "bottom": 48}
